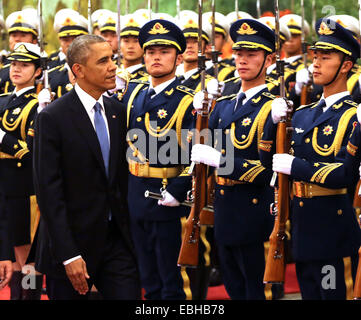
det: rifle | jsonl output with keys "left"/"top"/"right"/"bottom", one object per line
{"left": 36, "top": 0, "right": 50, "bottom": 94}
{"left": 300, "top": 0, "right": 312, "bottom": 106}
{"left": 87, "top": 0, "right": 93, "bottom": 34}
{"left": 257, "top": 0, "right": 261, "bottom": 19}
{"left": 117, "top": 0, "right": 122, "bottom": 67}
{"left": 199, "top": 0, "right": 219, "bottom": 227}
{"left": 353, "top": 0, "right": 361, "bottom": 300}
{"left": 263, "top": 0, "right": 292, "bottom": 284}
{"left": 177, "top": 0, "right": 209, "bottom": 267}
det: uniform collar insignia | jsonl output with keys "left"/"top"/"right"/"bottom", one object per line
{"left": 165, "top": 88, "right": 174, "bottom": 96}
{"left": 332, "top": 102, "right": 343, "bottom": 110}
{"left": 251, "top": 96, "right": 262, "bottom": 104}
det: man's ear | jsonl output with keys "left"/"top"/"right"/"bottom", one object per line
{"left": 176, "top": 53, "right": 183, "bottom": 67}
{"left": 71, "top": 63, "right": 84, "bottom": 79}
{"left": 341, "top": 60, "right": 354, "bottom": 75}
{"left": 264, "top": 52, "right": 273, "bottom": 69}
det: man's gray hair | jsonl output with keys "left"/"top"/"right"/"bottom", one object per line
{"left": 67, "top": 34, "right": 106, "bottom": 70}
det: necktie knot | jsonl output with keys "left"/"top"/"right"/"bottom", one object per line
{"left": 147, "top": 88, "right": 156, "bottom": 99}
{"left": 94, "top": 101, "right": 102, "bottom": 113}
{"left": 312, "top": 99, "right": 326, "bottom": 122}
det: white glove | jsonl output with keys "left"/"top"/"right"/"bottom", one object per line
{"left": 109, "top": 74, "right": 126, "bottom": 93}
{"left": 193, "top": 91, "right": 213, "bottom": 111}
{"left": 271, "top": 98, "right": 293, "bottom": 124}
{"left": 295, "top": 67, "right": 311, "bottom": 96}
{"left": 37, "top": 88, "right": 53, "bottom": 112}
{"left": 206, "top": 78, "right": 224, "bottom": 96}
{"left": 357, "top": 104, "right": 361, "bottom": 124}
{"left": 158, "top": 190, "right": 180, "bottom": 207}
{"left": 272, "top": 153, "right": 295, "bottom": 175}
{"left": 191, "top": 143, "right": 221, "bottom": 168}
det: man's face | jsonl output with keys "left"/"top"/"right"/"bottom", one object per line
{"left": 283, "top": 34, "right": 302, "bottom": 56}
{"left": 59, "top": 35, "right": 77, "bottom": 54}
{"left": 76, "top": 41, "right": 117, "bottom": 91}
{"left": 205, "top": 33, "right": 225, "bottom": 56}
{"left": 101, "top": 30, "right": 118, "bottom": 53}
{"left": 9, "top": 31, "right": 37, "bottom": 51}
{"left": 234, "top": 48, "right": 270, "bottom": 81}
{"left": 144, "top": 46, "right": 181, "bottom": 78}
{"left": 312, "top": 50, "right": 351, "bottom": 85}
{"left": 183, "top": 38, "right": 206, "bottom": 63}
{"left": 120, "top": 36, "right": 143, "bottom": 62}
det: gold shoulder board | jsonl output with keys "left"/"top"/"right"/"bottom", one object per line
{"left": 176, "top": 85, "right": 195, "bottom": 97}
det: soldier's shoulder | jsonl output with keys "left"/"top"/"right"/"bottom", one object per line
{"left": 343, "top": 99, "right": 358, "bottom": 108}
{"left": 0, "top": 92, "right": 11, "bottom": 98}
{"left": 176, "top": 85, "right": 196, "bottom": 97}
{"left": 217, "top": 93, "right": 237, "bottom": 102}
{"left": 295, "top": 102, "right": 317, "bottom": 112}
{"left": 129, "top": 78, "right": 149, "bottom": 85}
{"left": 261, "top": 91, "right": 277, "bottom": 100}
{"left": 223, "top": 76, "right": 241, "bottom": 84}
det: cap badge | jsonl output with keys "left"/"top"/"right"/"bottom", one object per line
{"left": 126, "top": 18, "right": 139, "bottom": 27}
{"left": 16, "top": 44, "right": 29, "bottom": 53}
{"left": 318, "top": 22, "right": 334, "bottom": 35}
{"left": 287, "top": 18, "right": 298, "bottom": 27}
{"left": 63, "top": 17, "right": 76, "bottom": 26}
{"left": 237, "top": 23, "right": 257, "bottom": 35}
{"left": 185, "top": 19, "right": 198, "bottom": 29}
{"left": 15, "top": 15, "right": 24, "bottom": 23}
{"left": 149, "top": 22, "right": 170, "bottom": 35}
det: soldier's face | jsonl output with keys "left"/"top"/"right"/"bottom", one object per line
{"left": 101, "top": 31, "right": 118, "bottom": 53}
{"left": 72, "top": 42, "right": 116, "bottom": 93}
{"left": 10, "top": 61, "right": 41, "bottom": 89}
{"left": 144, "top": 46, "right": 182, "bottom": 78}
{"left": 205, "top": 33, "right": 225, "bottom": 55}
{"left": 9, "top": 32, "right": 37, "bottom": 51}
{"left": 312, "top": 50, "right": 352, "bottom": 85}
{"left": 59, "top": 36, "right": 77, "bottom": 54}
{"left": 283, "top": 34, "right": 302, "bottom": 56}
{"left": 234, "top": 49, "right": 271, "bottom": 81}
{"left": 120, "top": 36, "right": 143, "bottom": 62}
{"left": 183, "top": 38, "right": 206, "bottom": 62}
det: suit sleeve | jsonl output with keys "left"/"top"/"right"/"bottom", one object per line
{"left": 33, "top": 110, "right": 81, "bottom": 264}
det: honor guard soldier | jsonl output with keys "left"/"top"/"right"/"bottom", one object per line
{"left": 176, "top": 10, "right": 214, "bottom": 91}
{"left": 0, "top": 42, "right": 43, "bottom": 300}
{"left": 118, "top": 13, "right": 148, "bottom": 79}
{"left": 190, "top": 18, "right": 276, "bottom": 300}
{"left": 48, "top": 9, "right": 88, "bottom": 99}
{"left": 91, "top": 9, "right": 112, "bottom": 36}
{"left": 48, "top": 9, "right": 88, "bottom": 69}
{"left": 97, "top": 11, "right": 120, "bottom": 65}
{"left": 0, "top": 9, "right": 39, "bottom": 95}
{"left": 117, "top": 19, "right": 196, "bottom": 300}
{"left": 262, "top": 18, "right": 361, "bottom": 300}
{"left": 221, "top": 16, "right": 291, "bottom": 98}
{"left": 202, "top": 12, "right": 235, "bottom": 82}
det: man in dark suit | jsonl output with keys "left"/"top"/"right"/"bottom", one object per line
{"left": 33, "top": 34, "right": 141, "bottom": 300}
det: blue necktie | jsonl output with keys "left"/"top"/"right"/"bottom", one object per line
{"left": 144, "top": 88, "right": 156, "bottom": 110}
{"left": 234, "top": 92, "right": 246, "bottom": 113}
{"left": 93, "top": 102, "right": 110, "bottom": 177}
{"left": 312, "top": 99, "right": 326, "bottom": 122}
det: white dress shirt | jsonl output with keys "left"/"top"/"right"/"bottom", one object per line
{"left": 321, "top": 91, "right": 350, "bottom": 113}
{"left": 148, "top": 76, "right": 177, "bottom": 97}
{"left": 235, "top": 84, "right": 268, "bottom": 106}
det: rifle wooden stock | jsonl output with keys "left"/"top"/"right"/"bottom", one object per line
{"left": 177, "top": 104, "right": 208, "bottom": 268}
{"left": 300, "top": 83, "right": 312, "bottom": 106}
{"left": 354, "top": 246, "right": 361, "bottom": 299}
{"left": 263, "top": 121, "right": 290, "bottom": 284}
{"left": 199, "top": 174, "right": 215, "bottom": 226}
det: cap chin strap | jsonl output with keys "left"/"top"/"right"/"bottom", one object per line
{"left": 150, "top": 57, "right": 178, "bottom": 79}
{"left": 248, "top": 51, "right": 268, "bottom": 82}
{"left": 324, "top": 54, "right": 346, "bottom": 87}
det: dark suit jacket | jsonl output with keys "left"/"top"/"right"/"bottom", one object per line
{"left": 33, "top": 88, "right": 134, "bottom": 277}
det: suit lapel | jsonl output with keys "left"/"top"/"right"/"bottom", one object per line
{"left": 69, "top": 90, "right": 107, "bottom": 177}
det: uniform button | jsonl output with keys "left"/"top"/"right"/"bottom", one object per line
{"left": 133, "top": 134, "right": 138, "bottom": 140}
{"left": 337, "top": 209, "right": 343, "bottom": 215}
{"left": 241, "top": 134, "right": 246, "bottom": 139}
{"left": 17, "top": 162, "right": 22, "bottom": 167}
{"left": 324, "top": 144, "right": 328, "bottom": 148}
{"left": 299, "top": 201, "right": 304, "bottom": 207}
{"left": 221, "top": 149, "right": 226, "bottom": 155}
{"left": 305, "top": 138, "right": 310, "bottom": 143}
{"left": 291, "top": 141, "right": 295, "bottom": 145}
{"left": 252, "top": 198, "right": 258, "bottom": 204}
{"left": 220, "top": 189, "right": 225, "bottom": 195}
{"left": 225, "top": 129, "right": 230, "bottom": 134}
{"left": 136, "top": 117, "right": 142, "bottom": 122}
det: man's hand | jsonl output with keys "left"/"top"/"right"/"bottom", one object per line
{"left": 0, "top": 260, "right": 13, "bottom": 289}
{"left": 64, "top": 257, "right": 90, "bottom": 295}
